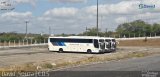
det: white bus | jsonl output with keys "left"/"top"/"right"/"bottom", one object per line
{"left": 48, "top": 36, "right": 106, "bottom": 53}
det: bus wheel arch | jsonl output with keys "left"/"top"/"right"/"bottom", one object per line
{"left": 59, "top": 48, "right": 63, "bottom": 53}
{"left": 87, "top": 49, "right": 92, "bottom": 54}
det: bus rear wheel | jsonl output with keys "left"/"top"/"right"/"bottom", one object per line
{"left": 59, "top": 48, "right": 63, "bottom": 53}
{"left": 87, "top": 49, "right": 92, "bottom": 54}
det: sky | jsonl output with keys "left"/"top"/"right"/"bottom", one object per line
{"left": 0, "top": 0, "right": 160, "bottom": 34}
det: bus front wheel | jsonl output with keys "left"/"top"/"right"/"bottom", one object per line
{"left": 59, "top": 48, "right": 63, "bottom": 53}
{"left": 87, "top": 49, "right": 92, "bottom": 54}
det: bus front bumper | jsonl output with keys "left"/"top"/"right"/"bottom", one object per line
{"left": 99, "top": 49, "right": 105, "bottom": 53}
{"left": 105, "top": 48, "right": 116, "bottom": 52}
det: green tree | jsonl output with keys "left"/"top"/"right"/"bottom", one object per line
{"left": 83, "top": 27, "right": 98, "bottom": 36}
{"left": 82, "top": 27, "right": 103, "bottom": 36}
{"left": 152, "top": 24, "right": 160, "bottom": 36}
{"left": 33, "top": 35, "right": 46, "bottom": 43}
{"left": 116, "top": 20, "right": 153, "bottom": 37}
{"left": 0, "top": 32, "right": 23, "bottom": 42}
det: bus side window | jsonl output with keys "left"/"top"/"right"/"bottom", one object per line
{"left": 94, "top": 39, "right": 99, "bottom": 48}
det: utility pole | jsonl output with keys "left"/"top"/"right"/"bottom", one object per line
{"left": 25, "top": 21, "right": 29, "bottom": 39}
{"left": 86, "top": 26, "right": 89, "bottom": 36}
{"left": 96, "top": 0, "right": 99, "bottom": 36}
{"left": 49, "top": 26, "right": 51, "bottom": 36}
{"left": 86, "top": 27, "right": 88, "bottom": 32}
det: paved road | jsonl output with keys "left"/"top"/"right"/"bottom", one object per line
{"left": 50, "top": 54, "right": 160, "bottom": 77}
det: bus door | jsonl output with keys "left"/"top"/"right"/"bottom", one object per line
{"left": 93, "top": 39, "right": 99, "bottom": 49}
{"left": 99, "top": 39, "right": 105, "bottom": 50}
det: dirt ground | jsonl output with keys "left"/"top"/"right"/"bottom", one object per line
{"left": 118, "top": 38, "right": 160, "bottom": 47}
{"left": 0, "top": 38, "right": 160, "bottom": 71}
{"left": 0, "top": 46, "right": 160, "bottom": 71}
{"left": 0, "top": 47, "right": 93, "bottom": 68}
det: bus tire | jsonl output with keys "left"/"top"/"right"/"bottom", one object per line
{"left": 106, "top": 49, "right": 112, "bottom": 53}
{"left": 59, "top": 48, "right": 63, "bottom": 53}
{"left": 87, "top": 49, "right": 92, "bottom": 54}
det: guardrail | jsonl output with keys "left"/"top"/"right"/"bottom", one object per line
{"left": 0, "top": 43, "right": 48, "bottom": 49}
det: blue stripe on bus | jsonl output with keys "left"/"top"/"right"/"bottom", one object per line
{"left": 57, "top": 42, "right": 62, "bottom": 46}
{"left": 51, "top": 42, "right": 66, "bottom": 46}
{"left": 51, "top": 42, "right": 58, "bottom": 46}
{"left": 61, "top": 42, "right": 66, "bottom": 46}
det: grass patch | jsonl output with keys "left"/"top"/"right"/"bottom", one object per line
{"left": 56, "top": 62, "right": 72, "bottom": 68}
{"left": 41, "top": 63, "right": 53, "bottom": 69}
{"left": 128, "top": 52, "right": 150, "bottom": 57}
{"left": 75, "top": 56, "right": 101, "bottom": 64}
{"left": 0, "top": 62, "right": 37, "bottom": 72}
{"left": 54, "top": 51, "right": 152, "bottom": 69}
{"left": 10, "top": 63, "right": 37, "bottom": 71}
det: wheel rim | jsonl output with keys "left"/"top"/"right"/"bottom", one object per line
{"left": 87, "top": 49, "right": 92, "bottom": 53}
{"left": 59, "top": 49, "right": 63, "bottom": 53}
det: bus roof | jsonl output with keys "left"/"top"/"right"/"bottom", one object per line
{"left": 49, "top": 36, "right": 115, "bottom": 40}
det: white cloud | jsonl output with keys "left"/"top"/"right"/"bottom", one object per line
{"left": 85, "top": 1, "right": 141, "bottom": 15}
{"left": 115, "top": 17, "right": 127, "bottom": 24}
{"left": 142, "top": 0, "right": 160, "bottom": 4}
{"left": 132, "top": 12, "right": 160, "bottom": 23}
{"left": 133, "top": 12, "right": 153, "bottom": 20}
{"left": 48, "top": 0, "right": 87, "bottom": 3}
{"left": 44, "top": 7, "right": 79, "bottom": 17}
{"left": 85, "top": 0, "right": 160, "bottom": 16}
{"left": 1, "top": 11, "right": 32, "bottom": 21}
{"left": 14, "top": 0, "right": 36, "bottom": 6}
{"left": 1, "top": 11, "right": 32, "bottom": 17}
{"left": 0, "top": 11, "right": 34, "bottom": 33}
{"left": 0, "top": 11, "right": 32, "bottom": 25}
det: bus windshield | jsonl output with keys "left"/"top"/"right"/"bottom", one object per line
{"left": 112, "top": 39, "right": 116, "bottom": 42}
{"left": 105, "top": 39, "right": 111, "bottom": 42}
{"left": 99, "top": 39, "right": 104, "bottom": 42}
